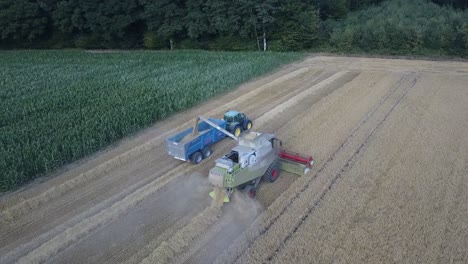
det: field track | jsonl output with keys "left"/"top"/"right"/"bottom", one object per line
{"left": 1, "top": 56, "right": 467, "bottom": 263}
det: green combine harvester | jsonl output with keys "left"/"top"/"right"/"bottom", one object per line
{"left": 198, "top": 116, "right": 314, "bottom": 203}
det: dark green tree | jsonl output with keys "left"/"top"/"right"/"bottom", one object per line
{"left": 349, "top": 0, "right": 385, "bottom": 10}
{"left": 205, "top": 0, "right": 239, "bottom": 36}
{"left": 94, "top": 0, "right": 142, "bottom": 47}
{"left": 431, "top": 0, "right": 468, "bottom": 9}
{"left": 53, "top": 0, "right": 86, "bottom": 34}
{"left": 272, "top": 0, "right": 320, "bottom": 50}
{"left": 184, "top": 0, "right": 212, "bottom": 39}
{"left": 142, "top": 0, "right": 186, "bottom": 49}
{"left": 255, "top": 0, "right": 278, "bottom": 51}
{"left": 0, "top": 0, "right": 48, "bottom": 41}
{"left": 319, "top": 0, "right": 350, "bottom": 19}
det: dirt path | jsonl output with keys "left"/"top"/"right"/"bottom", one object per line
{"left": 1, "top": 56, "right": 467, "bottom": 264}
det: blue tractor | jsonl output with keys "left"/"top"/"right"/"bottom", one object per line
{"left": 223, "top": 110, "right": 253, "bottom": 137}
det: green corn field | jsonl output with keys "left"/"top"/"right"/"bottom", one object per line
{"left": 0, "top": 50, "right": 303, "bottom": 192}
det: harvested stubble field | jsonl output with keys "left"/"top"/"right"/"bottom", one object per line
{"left": 1, "top": 56, "right": 467, "bottom": 264}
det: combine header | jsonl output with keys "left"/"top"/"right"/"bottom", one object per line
{"left": 279, "top": 149, "right": 314, "bottom": 176}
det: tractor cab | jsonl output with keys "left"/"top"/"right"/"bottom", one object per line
{"left": 223, "top": 110, "right": 245, "bottom": 123}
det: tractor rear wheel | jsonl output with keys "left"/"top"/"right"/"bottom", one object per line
{"left": 245, "top": 185, "right": 256, "bottom": 198}
{"left": 264, "top": 161, "right": 280, "bottom": 183}
{"left": 190, "top": 151, "right": 203, "bottom": 164}
{"left": 202, "top": 146, "right": 212, "bottom": 158}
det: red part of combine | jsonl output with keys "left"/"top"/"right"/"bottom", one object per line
{"left": 279, "top": 149, "right": 314, "bottom": 168}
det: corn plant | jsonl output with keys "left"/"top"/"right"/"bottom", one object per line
{"left": 0, "top": 50, "right": 303, "bottom": 191}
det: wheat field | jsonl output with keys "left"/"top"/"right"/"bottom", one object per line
{"left": 0, "top": 56, "right": 467, "bottom": 264}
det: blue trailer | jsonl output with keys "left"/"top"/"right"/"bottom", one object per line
{"left": 166, "top": 118, "right": 227, "bottom": 164}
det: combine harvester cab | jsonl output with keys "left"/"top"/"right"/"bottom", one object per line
{"left": 208, "top": 130, "right": 314, "bottom": 203}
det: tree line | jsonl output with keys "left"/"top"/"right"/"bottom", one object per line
{"left": 431, "top": 0, "right": 468, "bottom": 9}
{"left": 0, "top": 0, "right": 383, "bottom": 50}
{"left": 0, "top": 0, "right": 467, "bottom": 54}
{"left": 324, "top": 0, "right": 468, "bottom": 56}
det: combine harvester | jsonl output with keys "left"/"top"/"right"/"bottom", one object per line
{"left": 197, "top": 116, "right": 314, "bottom": 203}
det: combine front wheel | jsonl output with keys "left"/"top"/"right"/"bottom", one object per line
{"left": 264, "top": 161, "right": 280, "bottom": 183}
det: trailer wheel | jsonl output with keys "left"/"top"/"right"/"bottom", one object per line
{"left": 190, "top": 151, "right": 203, "bottom": 164}
{"left": 245, "top": 185, "right": 256, "bottom": 198}
{"left": 265, "top": 161, "right": 280, "bottom": 183}
{"left": 202, "top": 146, "right": 212, "bottom": 158}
